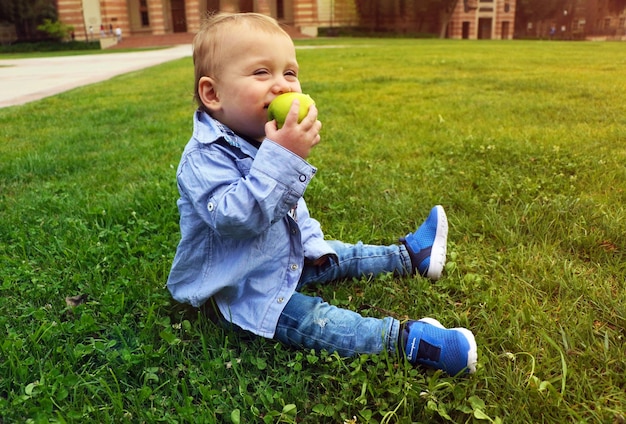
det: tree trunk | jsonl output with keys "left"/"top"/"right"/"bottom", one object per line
{"left": 439, "top": 0, "right": 459, "bottom": 38}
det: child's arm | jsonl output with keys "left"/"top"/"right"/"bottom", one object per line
{"left": 295, "top": 198, "right": 337, "bottom": 263}
{"left": 178, "top": 139, "right": 315, "bottom": 240}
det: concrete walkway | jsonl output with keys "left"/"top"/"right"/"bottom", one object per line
{"left": 0, "top": 44, "right": 192, "bottom": 108}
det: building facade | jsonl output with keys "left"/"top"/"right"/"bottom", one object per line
{"left": 56, "top": 0, "right": 360, "bottom": 41}
{"left": 567, "top": 0, "right": 626, "bottom": 40}
{"left": 56, "top": 0, "right": 518, "bottom": 42}
{"left": 517, "top": 0, "right": 626, "bottom": 40}
{"left": 447, "top": 0, "right": 516, "bottom": 39}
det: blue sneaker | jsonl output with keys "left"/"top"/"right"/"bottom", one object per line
{"left": 402, "top": 318, "right": 477, "bottom": 375}
{"left": 400, "top": 205, "right": 448, "bottom": 280}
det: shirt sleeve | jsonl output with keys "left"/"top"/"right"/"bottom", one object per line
{"left": 296, "top": 198, "right": 338, "bottom": 261}
{"left": 177, "top": 139, "right": 317, "bottom": 240}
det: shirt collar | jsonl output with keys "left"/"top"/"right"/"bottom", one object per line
{"left": 194, "top": 109, "right": 262, "bottom": 154}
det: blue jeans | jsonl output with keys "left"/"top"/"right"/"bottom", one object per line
{"left": 274, "top": 240, "right": 413, "bottom": 357}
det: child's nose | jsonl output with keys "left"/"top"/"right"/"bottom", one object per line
{"left": 273, "top": 79, "right": 294, "bottom": 94}
{"left": 273, "top": 85, "right": 291, "bottom": 94}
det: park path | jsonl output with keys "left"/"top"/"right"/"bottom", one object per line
{"left": 0, "top": 43, "right": 192, "bottom": 108}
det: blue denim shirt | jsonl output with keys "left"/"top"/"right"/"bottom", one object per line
{"left": 167, "top": 110, "right": 336, "bottom": 338}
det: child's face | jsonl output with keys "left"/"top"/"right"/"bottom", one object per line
{"left": 200, "top": 30, "right": 301, "bottom": 141}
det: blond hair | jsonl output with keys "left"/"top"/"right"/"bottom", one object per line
{"left": 192, "top": 13, "right": 291, "bottom": 110}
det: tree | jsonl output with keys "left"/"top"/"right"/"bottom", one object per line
{"left": 354, "top": 0, "right": 462, "bottom": 37}
{"left": 607, "top": 0, "right": 626, "bottom": 12}
{"left": 437, "top": 0, "right": 461, "bottom": 38}
{"left": 514, "top": 0, "right": 569, "bottom": 36}
{"left": 411, "top": 0, "right": 461, "bottom": 38}
{"left": 0, "top": 0, "right": 57, "bottom": 40}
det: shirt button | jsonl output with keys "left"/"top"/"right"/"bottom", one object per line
{"left": 299, "top": 174, "right": 307, "bottom": 182}
{"left": 277, "top": 297, "right": 285, "bottom": 303}
{"left": 207, "top": 202, "right": 215, "bottom": 212}
{"left": 290, "top": 264, "right": 299, "bottom": 271}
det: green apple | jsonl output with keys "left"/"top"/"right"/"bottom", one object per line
{"left": 267, "top": 92, "right": 315, "bottom": 128}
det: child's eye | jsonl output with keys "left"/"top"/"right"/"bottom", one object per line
{"left": 253, "top": 69, "right": 270, "bottom": 76}
{"left": 284, "top": 70, "right": 298, "bottom": 81}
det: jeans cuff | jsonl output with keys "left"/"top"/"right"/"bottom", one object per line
{"left": 386, "top": 317, "right": 401, "bottom": 355}
{"left": 398, "top": 244, "right": 413, "bottom": 275}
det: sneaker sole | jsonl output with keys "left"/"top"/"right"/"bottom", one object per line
{"left": 419, "top": 317, "right": 478, "bottom": 374}
{"left": 425, "top": 205, "right": 448, "bottom": 280}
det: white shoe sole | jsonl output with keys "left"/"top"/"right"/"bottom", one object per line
{"left": 425, "top": 205, "right": 448, "bottom": 280}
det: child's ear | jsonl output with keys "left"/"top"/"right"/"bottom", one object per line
{"left": 198, "top": 76, "right": 220, "bottom": 112}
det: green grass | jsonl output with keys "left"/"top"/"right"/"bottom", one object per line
{"left": 1, "top": 38, "right": 625, "bottom": 423}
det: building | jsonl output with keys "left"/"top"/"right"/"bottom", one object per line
{"left": 55, "top": 0, "right": 518, "bottom": 43}
{"left": 447, "top": 0, "right": 516, "bottom": 39}
{"left": 56, "top": 0, "right": 359, "bottom": 42}
{"left": 31, "top": 0, "right": 626, "bottom": 44}
{"left": 354, "top": 0, "right": 516, "bottom": 40}
{"left": 517, "top": 0, "right": 626, "bottom": 40}
{"left": 576, "top": 0, "right": 626, "bottom": 40}
{"left": 56, "top": 0, "right": 514, "bottom": 43}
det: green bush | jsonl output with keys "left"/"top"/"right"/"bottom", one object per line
{"left": 0, "top": 40, "right": 99, "bottom": 53}
{"left": 37, "top": 19, "right": 74, "bottom": 41}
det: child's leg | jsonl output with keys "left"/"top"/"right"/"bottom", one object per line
{"left": 299, "top": 205, "right": 449, "bottom": 288}
{"left": 298, "top": 241, "right": 411, "bottom": 289}
{"left": 274, "top": 292, "right": 478, "bottom": 375}
{"left": 274, "top": 291, "right": 401, "bottom": 357}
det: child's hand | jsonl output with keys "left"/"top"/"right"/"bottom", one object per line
{"left": 265, "top": 99, "right": 321, "bottom": 159}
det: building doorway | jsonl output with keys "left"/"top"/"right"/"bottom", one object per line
{"left": 277, "top": 0, "right": 285, "bottom": 19}
{"left": 171, "top": 0, "right": 187, "bottom": 32}
{"left": 478, "top": 18, "right": 492, "bottom": 39}
{"left": 239, "top": 0, "right": 253, "bottom": 12}
{"left": 501, "top": 21, "right": 510, "bottom": 39}
{"left": 462, "top": 21, "right": 470, "bottom": 39}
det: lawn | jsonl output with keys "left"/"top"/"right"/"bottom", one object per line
{"left": 0, "top": 38, "right": 625, "bottom": 423}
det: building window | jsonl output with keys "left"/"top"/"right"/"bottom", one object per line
{"left": 504, "top": 3, "right": 510, "bottom": 13}
{"left": 604, "top": 18, "right": 611, "bottom": 29}
{"left": 619, "top": 18, "right": 625, "bottom": 28}
{"left": 140, "top": 0, "right": 150, "bottom": 26}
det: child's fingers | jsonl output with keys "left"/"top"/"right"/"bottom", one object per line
{"left": 282, "top": 99, "right": 302, "bottom": 127}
